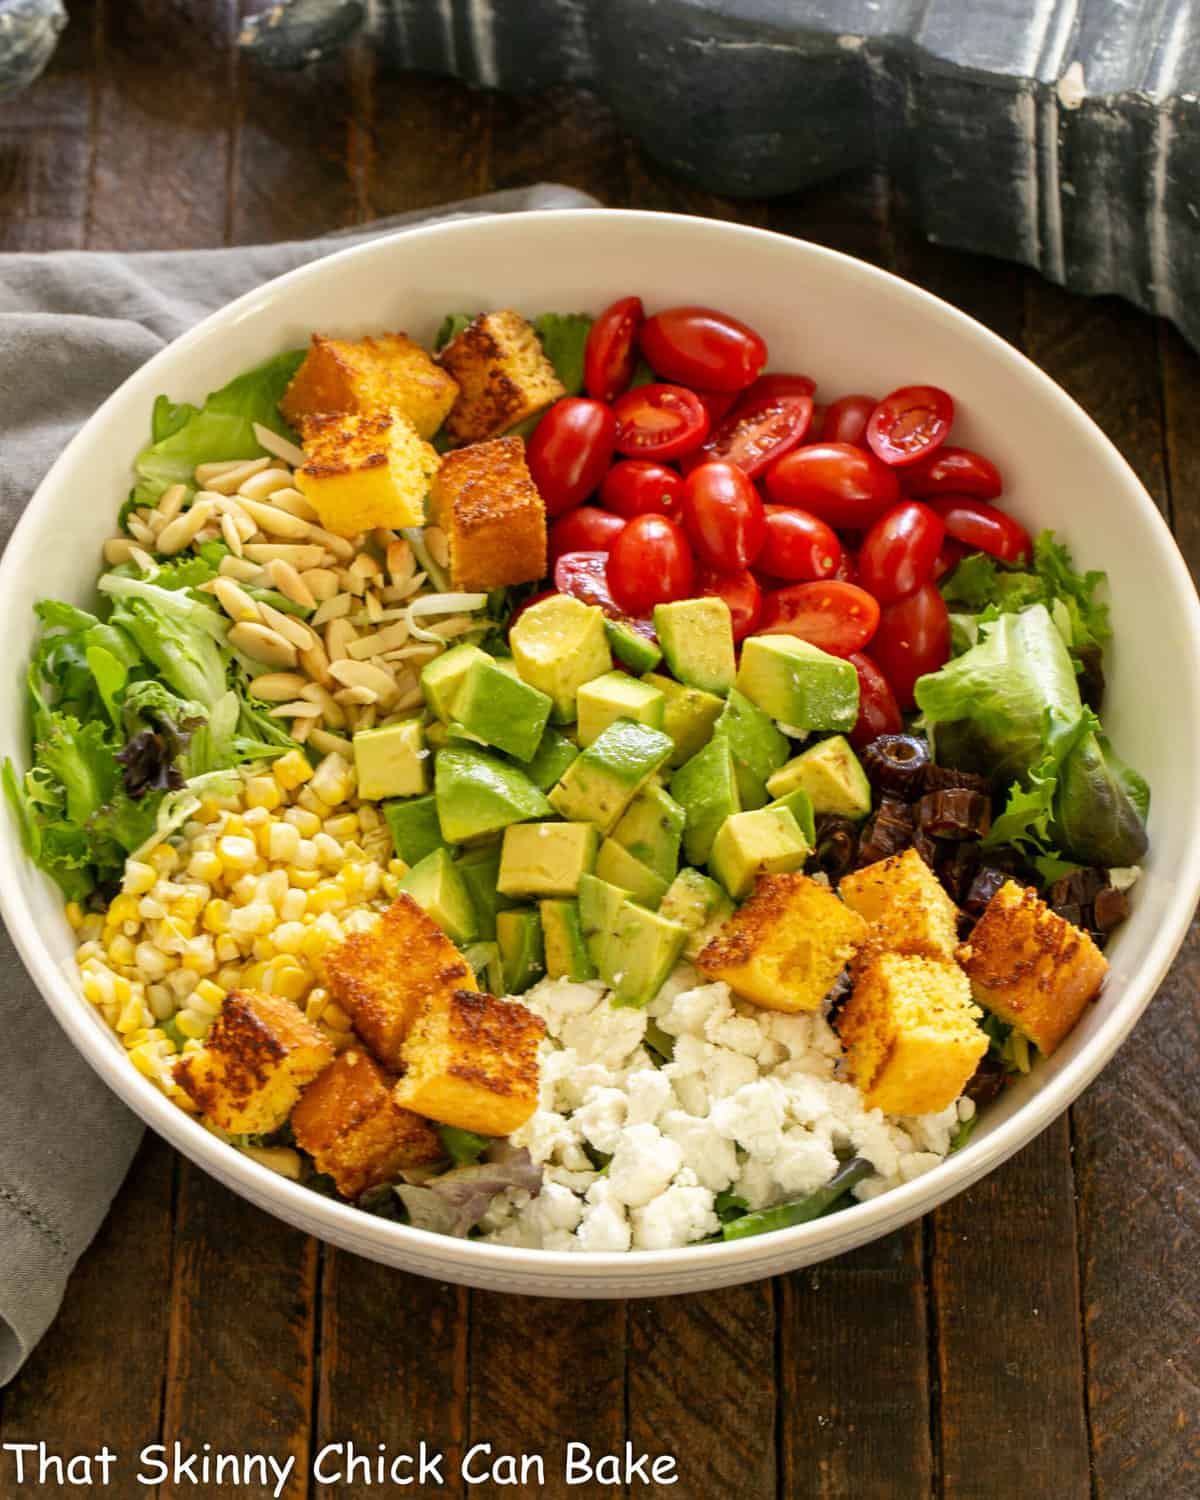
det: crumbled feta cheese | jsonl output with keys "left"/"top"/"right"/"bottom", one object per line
{"left": 624, "top": 1068, "right": 674, "bottom": 1126}
{"left": 576, "top": 1197, "right": 632, "bottom": 1252}
{"left": 573, "top": 1088, "right": 628, "bottom": 1155}
{"left": 770, "top": 1130, "right": 839, "bottom": 1197}
{"left": 560, "top": 1002, "right": 646, "bottom": 1070}
{"left": 710, "top": 1078, "right": 789, "bottom": 1159}
{"left": 631, "top": 1180, "right": 719, "bottom": 1250}
{"left": 606, "top": 1123, "right": 684, "bottom": 1208}
{"left": 659, "top": 1109, "right": 739, "bottom": 1193}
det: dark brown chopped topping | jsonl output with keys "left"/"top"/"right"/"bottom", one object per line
{"left": 923, "top": 763, "right": 991, "bottom": 796}
{"left": 937, "top": 842, "right": 981, "bottom": 904}
{"left": 917, "top": 788, "right": 993, "bottom": 840}
{"left": 1093, "top": 885, "right": 1130, "bottom": 932}
{"left": 861, "top": 734, "right": 931, "bottom": 796}
{"left": 855, "top": 796, "right": 914, "bottom": 866}
{"left": 963, "top": 1054, "right": 1008, "bottom": 1109}
{"left": 824, "top": 969, "right": 853, "bottom": 1029}
{"left": 811, "top": 814, "right": 860, "bottom": 881}
{"left": 1050, "top": 868, "right": 1106, "bottom": 909}
{"left": 910, "top": 827, "right": 939, "bottom": 868}
{"left": 964, "top": 866, "right": 1010, "bottom": 916}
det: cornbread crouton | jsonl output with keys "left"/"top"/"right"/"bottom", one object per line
{"left": 280, "top": 332, "right": 459, "bottom": 440}
{"left": 427, "top": 436, "right": 547, "bottom": 591}
{"left": 322, "top": 894, "right": 474, "bottom": 1071}
{"left": 175, "top": 989, "right": 333, "bottom": 1134}
{"left": 697, "top": 872, "right": 869, "bottom": 1014}
{"left": 295, "top": 408, "right": 440, "bottom": 537}
{"left": 838, "top": 953, "right": 988, "bottom": 1114}
{"left": 437, "top": 310, "right": 565, "bottom": 444}
{"left": 291, "top": 1047, "right": 444, "bottom": 1199}
{"left": 957, "top": 880, "right": 1107, "bottom": 1055}
{"left": 393, "top": 989, "right": 546, "bottom": 1136}
{"left": 839, "top": 848, "right": 961, "bottom": 963}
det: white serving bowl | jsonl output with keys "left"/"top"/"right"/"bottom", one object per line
{"left": 3, "top": 210, "right": 1198, "bottom": 1297}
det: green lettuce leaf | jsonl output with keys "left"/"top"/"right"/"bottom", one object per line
{"left": 534, "top": 313, "right": 592, "bottom": 396}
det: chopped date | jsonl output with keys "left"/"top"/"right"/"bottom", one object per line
{"left": 861, "top": 733, "right": 930, "bottom": 797}
{"left": 963, "top": 1055, "right": 1008, "bottom": 1110}
{"left": 1050, "top": 868, "right": 1106, "bottom": 909}
{"left": 910, "top": 826, "right": 939, "bottom": 868}
{"left": 936, "top": 841, "right": 981, "bottom": 904}
{"left": 855, "top": 796, "right": 914, "bottom": 866}
{"left": 812, "top": 814, "right": 860, "bottom": 880}
{"left": 964, "top": 865, "right": 1011, "bottom": 916}
{"left": 923, "top": 763, "right": 991, "bottom": 796}
{"left": 917, "top": 788, "right": 992, "bottom": 840}
{"left": 1093, "top": 884, "right": 1130, "bottom": 932}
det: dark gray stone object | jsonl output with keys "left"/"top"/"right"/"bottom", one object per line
{"left": 0, "top": 0, "right": 65, "bottom": 97}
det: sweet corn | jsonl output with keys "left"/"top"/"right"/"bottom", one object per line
{"left": 148, "top": 845, "right": 179, "bottom": 876}
{"left": 280, "top": 888, "right": 308, "bottom": 922}
{"left": 122, "top": 861, "right": 157, "bottom": 896}
{"left": 324, "top": 813, "right": 359, "bottom": 842}
{"left": 192, "top": 979, "right": 225, "bottom": 1012}
{"left": 245, "top": 775, "right": 284, "bottom": 811}
{"left": 106, "top": 894, "right": 140, "bottom": 927}
{"left": 218, "top": 835, "right": 258, "bottom": 872}
{"left": 267, "top": 822, "right": 301, "bottom": 864}
{"left": 282, "top": 806, "right": 322, "bottom": 837}
{"left": 273, "top": 749, "right": 314, "bottom": 790}
{"left": 287, "top": 866, "right": 321, "bottom": 890}
{"left": 65, "top": 901, "right": 85, "bottom": 930}
{"left": 204, "top": 898, "right": 233, "bottom": 935}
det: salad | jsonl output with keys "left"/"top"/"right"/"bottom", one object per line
{"left": 4, "top": 295, "right": 1147, "bottom": 1252}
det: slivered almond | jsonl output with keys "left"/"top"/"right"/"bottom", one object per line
{"left": 299, "top": 638, "right": 334, "bottom": 689}
{"left": 258, "top": 601, "right": 316, "bottom": 651}
{"left": 425, "top": 526, "right": 450, "bottom": 568}
{"left": 103, "top": 537, "right": 137, "bottom": 565}
{"left": 129, "top": 545, "right": 157, "bottom": 573}
{"left": 393, "top": 684, "right": 425, "bottom": 712}
{"left": 387, "top": 538, "right": 415, "bottom": 582}
{"left": 380, "top": 574, "right": 428, "bottom": 603}
{"left": 157, "top": 483, "right": 187, "bottom": 525}
{"left": 341, "top": 568, "right": 367, "bottom": 598}
{"left": 157, "top": 499, "right": 215, "bottom": 556}
{"left": 127, "top": 516, "right": 156, "bottom": 546}
{"left": 307, "top": 526, "right": 356, "bottom": 562}
{"left": 364, "top": 592, "right": 383, "bottom": 624}
{"left": 358, "top": 705, "right": 378, "bottom": 731}
{"left": 300, "top": 681, "right": 346, "bottom": 729}
{"left": 213, "top": 576, "right": 261, "bottom": 623}
{"left": 300, "top": 568, "right": 339, "bottom": 602}
{"left": 244, "top": 543, "right": 326, "bottom": 569}
{"left": 228, "top": 622, "right": 298, "bottom": 669}
{"left": 325, "top": 618, "right": 359, "bottom": 662}
{"left": 204, "top": 457, "right": 272, "bottom": 494}
{"left": 312, "top": 592, "right": 353, "bottom": 626}
{"left": 329, "top": 658, "right": 398, "bottom": 705}
{"left": 237, "top": 467, "right": 295, "bottom": 501}
{"left": 219, "top": 555, "right": 266, "bottom": 583}
{"left": 309, "top": 728, "right": 355, "bottom": 757}
{"left": 195, "top": 458, "right": 249, "bottom": 485}
{"left": 291, "top": 714, "right": 314, "bottom": 744}
{"left": 248, "top": 672, "right": 309, "bottom": 702}
{"left": 346, "top": 621, "right": 411, "bottom": 660}
{"left": 269, "top": 700, "right": 323, "bottom": 719}
{"left": 261, "top": 486, "right": 319, "bottom": 523}
{"left": 252, "top": 423, "right": 306, "bottom": 469}
{"left": 349, "top": 553, "right": 381, "bottom": 582}
{"left": 220, "top": 513, "right": 244, "bottom": 557}
{"left": 333, "top": 685, "right": 378, "bottom": 707}
{"left": 146, "top": 509, "right": 166, "bottom": 535}
{"left": 264, "top": 558, "right": 317, "bottom": 610}
{"left": 237, "top": 495, "right": 312, "bottom": 540}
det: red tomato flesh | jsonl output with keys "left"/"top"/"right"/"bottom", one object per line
{"left": 526, "top": 397, "right": 616, "bottom": 518}
{"left": 759, "top": 504, "right": 842, "bottom": 581}
{"left": 606, "top": 514, "right": 696, "bottom": 616}
{"left": 846, "top": 651, "right": 904, "bottom": 748}
{"left": 764, "top": 441, "right": 900, "bottom": 528}
{"left": 928, "top": 497, "right": 1031, "bottom": 564}
{"left": 599, "top": 460, "right": 684, "bottom": 519}
{"left": 758, "top": 580, "right": 881, "bottom": 656}
{"left": 694, "top": 389, "right": 739, "bottom": 427}
{"left": 639, "top": 305, "right": 767, "bottom": 392}
{"left": 548, "top": 506, "right": 626, "bottom": 565}
{"left": 858, "top": 500, "right": 946, "bottom": 604}
{"left": 584, "top": 296, "right": 644, "bottom": 402}
{"left": 612, "top": 383, "right": 709, "bottom": 461}
{"left": 691, "top": 392, "right": 814, "bottom": 480}
{"left": 902, "top": 445, "right": 1002, "bottom": 500}
{"left": 821, "top": 394, "right": 877, "bottom": 448}
{"left": 680, "top": 461, "right": 766, "bottom": 572}
{"left": 698, "top": 567, "right": 763, "bottom": 643}
{"left": 866, "top": 384, "right": 954, "bottom": 467}
{"left": 869, "top": 582, "right": 951, "bottom": 707}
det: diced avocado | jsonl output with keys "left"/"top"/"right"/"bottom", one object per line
{"left": 496, "top": 821, "right": 599, "bottom": 899}
{"left": 605, "top": 617, "right": 663, "bottom": 673}
{"left": 595, "top": 838, "right": 670, "bottom": 909}
{"left": 659, "top": 868, "right": 736, "bottom": 961}
{"left": 383, "top": 794, "right": 449, "bottom": 867}
{"left": 608, "top": 902, "right": 689, "bottom": 1009}
{"left": 425, "top": 719, "right": 451, "bottom": 750}
{"left": 736, "top": 636, "right": 859, "bottom": 731}
{"left": 712, "top": 688, "right": 790, "bottom": 810}
{"left": 525, "top": 726, "right": 580, "bottom": 792}
{"left": 611, "top": 784, "right": 686, "bottom": 881}
{"left": 462, "top": 940, "right": 504, "bottom": 995}
{"left": 451, "top": 655, "right": 552, "bottom": 762}
{"left": 434, "top": 747, "right": 552, "bottom": 844}
{"left": 539, "top": 899, "right": 598, "bottom": 981}
{"left": 643, "top": 672, "right": 725, "bottom": 767}
{"left": 765, "top": 734, "right": 872, "bottom": 820}
{"left": 653, "top": 597, "right": 737, "bottom": 696}
{"left": 548, "top": 719, "right": 674, "bottom": 833}
{"left": 709, "top": 805, "right": 811, "bottom": 900}
{"left": 579, "top": 872, "right": 631, "bottom": 975}
{"left": 353, "top": 718, "right": 429, "bottom": 800}
{"left": 420, "top": 642, "right": 490, "bottom": 722}
{"left": 509, "top": 594, "right": 611, "bottom": 723}
{"left": 669, "top": 737, "right": 742, "bottom": 865}
{"left": 496, "top": 908, "right": 546, "bottom": 994}
{"left": 456, "top": 843, "right": 519, "bottom": 941}
{"left": 767, "top": 785, "right": 816, "bottom": 846}
{"left": 577, "top": 671, "right": 665, "bottom": 748}
{"left": 400, "top": 847, "right": 479, "bottom": 944}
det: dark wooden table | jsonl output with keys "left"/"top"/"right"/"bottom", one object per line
{"left": 1, "top": 6, "right": 1197, "bottom": 1497}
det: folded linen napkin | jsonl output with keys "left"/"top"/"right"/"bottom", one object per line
{"left": 0, "top": 182, "right": 601, "bottom": 1386}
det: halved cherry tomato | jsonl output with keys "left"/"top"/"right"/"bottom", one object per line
{"left": 821, "top": 394, "right": 877, "bottom": 448}
{"left": 758, "top": 580, "right": 880, "bottom": 656}
{"left": 846, "top": 651, "right": 903, "bottom": 748}
{"left": 548, "top": 506, "right": 626, "bottom": 564}
{"left": 526, "top": 397, "right": 616, "bottom": 518}
{"left": 928, "top": 497, "right": 1031, "bottom": 563}
{"left": 554, "top": 553, "right": 658, "bottom": 641}
{"left": 858, "top": 500, "right": 946, "bottom": 604}
{"left": 612, "top": 383, "right": 709, "bottom": 461}
{"left": 698, "top": 567, "right": 763, "bottom": 643}
{"left": 931, "top": 538, "right": 967, "bottom": 581}
{"left": 808, "top": 403, "right": 827, "bottom": 441}
{"left": 759, "top": 504, "right": 842, "bottom": 581}
{"left": 866, "top": 384, "right": 954, "bottom": 467}
{"left": 695, "top": 389, "right": 739, "bottom": 427}
{"left": 599, "top": 460, "right": 684, "bottom": 519}
{"left": 902, "top": 445, "right": 1002, "bottom": 500}
{"left": 680, "top": 461, "right": 766, "bottom": 572}
{"left": 690, "top": 392, "right": 814, "bottom": 480}
{"left": 764, "top": 441, "right": 900, "bottom": 527}
{"left": 639, "top": 306, "right": 767, "bottom": 392}
{"left": 606, "top": 514, "right": 696, "bottom": 615}
{"left": 869, "top": 582, "right": 950, "bottom": 708}
{"left": 584, "top": 295, "right": 644, "bottom": 402}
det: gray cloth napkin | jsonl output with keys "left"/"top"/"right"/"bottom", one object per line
{"left": 0, "top": 182, "right": 601, "bottom": 1386}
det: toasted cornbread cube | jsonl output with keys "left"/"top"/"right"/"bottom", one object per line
{"left": 697, "top": 872, "right": 869, "bottom": 1014}
{"left": 838, "top": 953, "right": 988, "bottom": 1115}
{"left": 280, "top": 332, "right": 460, "bottom": 440}
{"left": 295, "top": 409, "right": 440, "bottom": 537}
{"left": 175, "top": 989, "right": 333, "bottom": 1134}
{"left": 393, "top": 989, "right": 546, "bottom": 1136}
{"left": 323, "top": 894, "right": 474, "bottom": 1071}
{"left": 428, "top": 436, "right": 547, "bottom": 591}
{"left": 437, "top": 310, "right": 565, "bottom": 444}
{"left": 839, "top": 847, "right": 961, "bottom": 963}
{"left": 957, "top": 880, "right": 1107, "bottom": 1056}
{"left": 291, "top": 1047, "right": 444, "bottom": 1198}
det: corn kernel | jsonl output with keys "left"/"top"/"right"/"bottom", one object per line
{"left": 65, "top": 901, "right": 85, "bottom": 930}
{"left": 287, "top": 867, "right": 321, "bottom": 890}
{"left": 295, "top": 786, "right": 328, "bottom": 818}
{"left": 267, "top": 822, "right": 301, "bottom": 864}
{"left": 313, "top": 831, "right": 343, "bottom": 868}
{"left": 217, "top": 963, "right": 245, "bottom": 989}
{"left": 322, "top": 1000, "right": 353, "bottom": 1031}
{"left": 223, "top": 814, "right": 248, "bottom": 838}
{"left": 216, "top": 934, "right": 241, "bottom": 963}
{"left": 280, "top": 888, "right": 307, "bottom": 922}
{"left": 203, "top": 898, "right": 233, "bottom": 935}
{"left": 292, "top": 839, "right": 320, "bottom": 871}
{"left": 274, "top": 749, "right": 314, "bottom": 791}
{"left": 305, "top": 990, "right": 327, "bottom": 1022}
{"left": 106, "top": 894, "right": 139, "bottom": 927}
{"left": 107, "top": 933, "right": 137, "bottom": 967}
{"left": 272, "top": 921, "right": 306, "bottom": 955}
{"left": 117, "top": 993, "right": 148, "bottom": 1033}
{"left": 338, "top": 864, "right": 365, "bottom": 900}
{"left": 149, "top": 845, "right": 179, "bottom": 875}
{"left": 283, "top": 806, "right": 322, "bottom": 837}
{"left": 229, "top": 901, "right": 274, "bottom": 936}
{"left": 241, "top": 960, "right": 269, "bottom": 988}
{"left": 310, "top": 752, "right": 353, "bottom": 807}
{"left": 176, "top": 1011, "right": 212, "bottom": 1040}
{"left": 258, "top": 868, "right": 290, "bottom": 909}
{"left": 78, "top": 917, "right": 105, "bottom": 944}
{"left": 218, "top": 835, "right": 258, "bottom": 872}
{"left": 138, "top": 897, "right": 166, "bottom": 921}
{"left": 245, "top": 775, "right": 284, "bottom": 811}
{"left": 192, "top": 979, "right": 225, "bottom": 1010}
{"left": 146, "top": 985, "right": 177, "bottom": 1022}
{"left": 357, "top": 804, "right": 381, "bottom": 833}
{"left": 264, "top": 961, "right": 309, "bottom": 1003}
{"left": 325, "top": 813, "right": 359, "bottom": 842}
{"left": 308, "top": 883, "right": 346, "bottom": 915}
{"left": 132, "top": 942, "right": 167, "bottom": 981}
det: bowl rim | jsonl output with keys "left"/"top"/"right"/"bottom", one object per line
{"left": 3, "top": 206, "right": 1198, "bottom": 1282}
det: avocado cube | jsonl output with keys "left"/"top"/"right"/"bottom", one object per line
{"left": 653, "top": 597, "right": 737, "bottom": 696}
{"left": 451, "top": 654, "right": 553, "bottom": 762}
{"left": 525, "top": 726, "right": 580, "bottom": 792}
{"left": 577, "top": 671, "right": 665, "bottom": 748}
{"left": 669, "top": 737, "right": 742, "bottom": 866}
{"left": 548, "top": 719, "right": 674, "bottom": 833}
{"left": 434, "top": 747, "right": 552, "bottom": 844}
{"left": 496, "top": 821, "right": 599, "bottom": 899}
{"left": 712, "top": 688, "right": 790, "bottom": 809}
{"left": 353, "top": 718, "right": 429, "bottom": 800}
{"left": 496, "top": 908, "right": 546, "bottom": 994}
{"left": 456, "top": 843, "right": 519, "bottom": 941}
{"left": 709, "top": 805, "right": 810, "bottom": 900}
{"left": 767, "top": 786, "right": 816, "bottom": 846}
{"left": 736, "top": 636, "right": 859, "bottom": 731}
{"left": 642, "top": 672, "right": 725, "bottom": 767}
{"left": 383, "top": 794, "right": 449, "bottom": 867}
{"left": 579, "top": 872, "right": 632, "bottom": 976}
{"left": 659, "top": 868, "right": 736, "bottom": 961}
{"left": 420, "top": 642, "right": 490, "bottom": 722}
{"left": 609, "top": 902, "right": 689, "bottom": 1009}
{"left": 462, "top": 940, "right": 505, "bottom": 995}
{"left": 539, "top": 899, "right": 598, "bottom": 982}
{"left": 595, "top": 838, "right": 670, "bottom": 909}
{"left": 605, "top": 617, "right": 663, "bottom": 673}
{"left": 765, "top": 734, "right": 872, "bottom": 820}
{"left": 611, "top": 784, "right": 686, "bottom": 881}
{"left": 509, "top": 594, "right": 612, "bottom": 723}
{"left": 400, "top": 847, "right": 479, "bottom": 944}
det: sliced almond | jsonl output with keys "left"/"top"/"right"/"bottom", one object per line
{"left": 300, "top": 568, "right": 340, "bottom": 603}
{"left": 380, "top": 574, "right": 428, "bottom": 603}
{"left": 228, "top": 622, "right": 298, "bottom": 669}
{"left": 291, "top": 714, "right": 314, "bottom": 744}
{"left": 244, "top": 543, "right": 327, "bottom": 569}
{"left": 364, "top": 591, "right": 383, "bottom": 624}
{"left": 127, "top": 516, "right": 156, "bottom": 547}
{"left": 393, "top": 683, "right": 424, "bottom": 713}
{"left": 269, "top": 700, "right": 323, "bottom": 719}
{"left": 157, "top": 483, "right": 187, "bottom": 525}
{"left": 237, "top": 467, "right": 295, "bottom": 502}
{"left": 329, "top": 658, "right": 399, "bottom": 705}
{"left": 298, "top": 638, "right": 334, "bottom": 689}
{"left": 204, "top": 457, "right": 272, "bottom": 495}
{"left": 129, "top": 544, "right": 157, "bottom": 574}
{"left": 341, "top": 568, "right": 367, "bottom": 599}
{"left": 312, "top": 592, "right": 353, "bottom": 626}
{"left": 251, "top": 423, "right": 306, "bottom": 469}
{"left": 387, "top": 538, "right": 415, "bottom": 582}
{"left": 306, "top": 526, "right": 356, "bottom": 562}
{"left": 213, "top": 576, "right": 262, "bottom": 624}
{"left": 248, "top": 672, "right": 309, "bottom": 702}
{"left": 195, "top": 458, "right": 250, "bottom": 486}
{"left": 349, "top": 553, "right": 382, "bottom": 582}
{"left": 309, "top": 728, "right": 355, "bottom": 758}
{"left": 346, "top": 621, "right": 411, "bottom": 660}
{"left": 325, "top": 617, "right": 359, "bottom": 662}
{"left": 357, "top": 705, "right": 378, "bottom": 731}
{"left": 146, "top": 509, "right": 166, "bottom": 536}
{"left": 300, "top": 681, "right": 346, "bottom": 729}
{"left": 264, "top": 558, "right": 317, "bottom": 610}
{"left": 157, "top": 499, "right": 215, "bottom": 557}
{"left": 220, "top": 513, "right": 244, "bottom": 557}
{"left": 425, "top": 526, "right": 451, "bottom": 569}
{"left": 258, "top": 601, "right": 317, "bottom": 652}
{"left": 236, "top": 495, "right": 313, "bottom": 541}
{"left": 333, "top": 685, "right": 378, "bottom": 707}
{"left": 219, "top": 555, "right": 266, "bottom": 584}
{"left": 261, "top": 486, "right": 320, "bottom": 523}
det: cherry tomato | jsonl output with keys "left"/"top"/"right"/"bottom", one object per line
{"left": 846, "top": 651, "right": 903, "bottom": 748}
{"left": 639, "top": 305, "right": 767, "bottom": 392}
{"left": 821, "top": 394, "right": 877, "bottom": 448}
{"left": 834, "top": 547, "right": 860, "bottom": 585}
{"left": 612, "top": 383, "right": 709, "bottom": 461}
{"left": 599, "top": 460, "right": 684, "bottom": 519}
{"left": 869, "top": 582, "right": 950, "bottom": 708}
{"left": 698, "top": 567, "right": 763, "bottom": 643}
{"left": 866, "top": 384, "right": 954, "bottom": 467}
{"left": 931, "top": 538, "right": 967, "bottom": 581}
{"left": 763, "top": 442, "right": 900, "bottom": 528}
{"left": 548, "top": 506, "right": 626, "bottom": 564}
{"left": 690, "top": 392, "right": 814, "bottom": 480}
{"left": 526, "top": 397, "right": 616, "bottom": 518}
{"left": 808, "top": 403, "right": 827, "bottom": 441}
{"left": 606, "top": 514, "right": 696, "bottom": 615}
{"left": 695, "top": 389, "right": 739, "bottom": 427}
{"left": 680, "top": 461, "right": 766, "bottom": 572}
{"left": 902, "top": 445, "right": 1002, "bottom": 500}
{"left": 858, "top": 501, "right": 946, "bottom": 604}
{"left": 758, "top": 580, "right": 880, "bottom": 656}
{"left": 928, "top": 497, "right": 1031, "bottom": 564}
{"left": 737, "top": 373, "right": 816, "bottom": 405}
{"left": 584, "top": 296, "right": 644, "bottom": 402}
{"left": 759, "top": 504, "right": 842, "bottom": 581}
